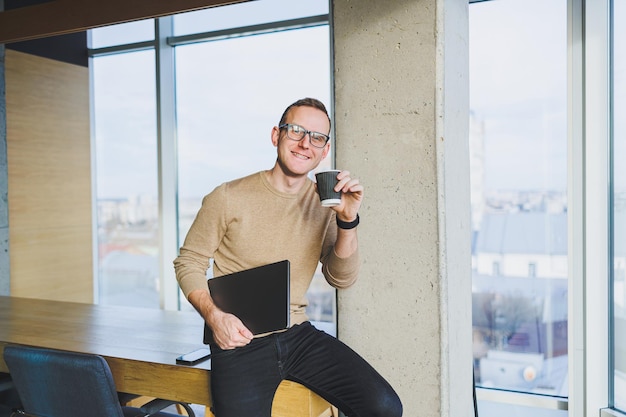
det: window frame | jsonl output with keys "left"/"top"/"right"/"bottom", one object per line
{"left": 574, "top": 0, "right": 612, "bottom": 416}
{"left": 88, "top": 9, "right": 332, "bottom": 311}
{"left": 471, "top": 0, "right": 614, "bottom": 415}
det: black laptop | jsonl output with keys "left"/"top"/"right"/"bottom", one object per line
{"left": 203, "top": 260, "right": 290, "bottom": 345}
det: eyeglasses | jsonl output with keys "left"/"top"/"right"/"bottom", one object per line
{"left": 279, "top": 123, "right": 330, "bottom": 149}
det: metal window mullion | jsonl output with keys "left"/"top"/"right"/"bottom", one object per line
{"left": 88, "top": 40, "right": 156, "bottom": 57}
{"left": 474, "top": 388, "right": 568, "bottom": 410}
{"left": 579, "top": 0, "right": 612, "bottom": 416}
{"left": 87, "top": 30, "right": 100, "bottom": 304}
{"left": 568, "top": 0, "right": 586, "bottom": 413}
{"left": 88, "top": 16, "right": 329, "bottom": 56}
{"left": 167, "top": 14, "right": 329, "bottom": 47}
{"left": 155, "top": 16, "right": 180, "bottom": 311}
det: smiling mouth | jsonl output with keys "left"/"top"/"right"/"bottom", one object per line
{"left": 292, "top": 151, "right": 310, "bottom": 160}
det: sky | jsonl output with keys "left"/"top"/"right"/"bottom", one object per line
{"left": 92, "top": 1, "right": 330, "bottom": 201}
{"left": 469, "top": 0, "right": 568, "bottom": 192}
{"left": 92, "top": 0, "right": 574, "bottom": 200}
{"left": 614, "top": 0, "right": 626, "bottom": 192}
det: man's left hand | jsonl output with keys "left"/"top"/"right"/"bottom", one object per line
{"left": 333, "top": 170, "right": 363, "bottom": 222}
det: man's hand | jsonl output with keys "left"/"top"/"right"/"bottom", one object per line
{"left": 188, "top": 289, "right": 253, "bottom": 350}
{"left": 333, "top": 170, "right": 363, "bottom": 222}
{"left": 207, "top": 308, "right": 254, "bottom": 350}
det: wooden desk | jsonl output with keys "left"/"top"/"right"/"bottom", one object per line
{"left": 0, "top": 296, "right": 333, "bottom": 417}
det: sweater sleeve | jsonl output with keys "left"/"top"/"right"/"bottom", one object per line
{"left": 173, "top": 185, "right": 228, "bottom": 298}
{"left": 320, "top": 213, "right": 360, "bottom": 289}
{"left": 322, "top": 248, "right": 360, "bottom": 289}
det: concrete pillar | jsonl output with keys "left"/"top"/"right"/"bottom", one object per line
{"left": 332, "top": 1, "right": 472, "bottom": 415}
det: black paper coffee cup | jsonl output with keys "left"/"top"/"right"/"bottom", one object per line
{"left": 315, "top": 170, "right": 341, "bottom": 207}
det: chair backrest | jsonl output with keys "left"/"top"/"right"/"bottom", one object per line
{"left": 4, "top": 345, "right": 125, "bottom": 417}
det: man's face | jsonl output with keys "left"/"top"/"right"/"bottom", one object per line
{"left": 271, "top": 105, "right": 330, "bottom": 177}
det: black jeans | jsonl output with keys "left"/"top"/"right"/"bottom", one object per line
{"left": 209, "top": 321, "right": 402, "bottom": 417}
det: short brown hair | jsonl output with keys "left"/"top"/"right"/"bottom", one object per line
{"left": 278, "top": 98, "right": 331, "bottom": 130}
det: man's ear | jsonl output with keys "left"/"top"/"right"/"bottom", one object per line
{"left": 321, "top": 142, "right": 330, "bottom": 159}
{"left": 271, "top": 126, "right": 280, "bottom": 147}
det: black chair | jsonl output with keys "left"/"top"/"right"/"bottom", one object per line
{"left": 0, "top": 402, "right": 11, "bottom": 417}
{"left": 3, "top": 345, "right": 195, "bottom": 417}
{"left": 0, "top": 373, "right": 22, "bottom": 417}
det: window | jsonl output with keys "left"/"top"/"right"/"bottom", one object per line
{"left": 90, "top": 1, "right": 334, "bottom": 331}
{"left": 174, "top": 10, "right": 335, "bottom": 329}
{"left": 469, "top": 0, "right": 568, "bottom": 414}
{"left": 92, "top": 50, "right": 159, "bottom": 308}
{"left": 172, "top": 0, "right": 328, "bottom": 36}
{"left": 491, "top": 261, "right": 500, "bottom": 276}
{"left": 89, "top": 20, "right": 154, "bottom": 48}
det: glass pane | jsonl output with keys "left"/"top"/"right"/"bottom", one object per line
{"left": 90, "top": 20, "right": 155, "bottom": 49}
{"left": 470, "top": 0, "right": 568, "bottom": 401}
{"left": 92, "top": 50, "right": 159, "bottom": 308}
{"left": 173, "top": 0, "right": 329, "bottom": 36}
{"left": 612, "top": 0, "right": 626, "bottom": 411}
{"left": 175, "top": 25, "right": 334, "bottom": 329}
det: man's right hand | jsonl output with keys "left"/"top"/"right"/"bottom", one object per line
{"left": 207, "top": 309, "right": 254, "bottom": 350}
{"left": 188, "top": 288, "right": 253, "bottom": 350}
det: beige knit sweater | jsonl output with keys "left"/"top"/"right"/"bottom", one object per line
{"left": 174, "top": 170, "right": 360, "bottom": 326}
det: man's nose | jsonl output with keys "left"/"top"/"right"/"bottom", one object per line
{"left": 298, "top": 134, "right": 311, "bottom": 148}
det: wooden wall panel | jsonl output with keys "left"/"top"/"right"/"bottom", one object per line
{"left": 6, "top": 49, "right": 93, "bottom": 303}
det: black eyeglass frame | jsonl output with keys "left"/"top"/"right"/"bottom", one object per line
{"left": 278, "top": 123, "right": 330, "bottom": 149}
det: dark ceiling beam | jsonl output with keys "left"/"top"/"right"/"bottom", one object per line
{"left": 0, "top": 0, "right": 249, "bottom": 44}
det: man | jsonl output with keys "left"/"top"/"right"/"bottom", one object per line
{"left": 174, "top": 98, "right": 402, "bottom": 417}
